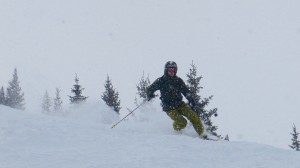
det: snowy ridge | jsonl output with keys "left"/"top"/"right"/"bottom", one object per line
{"left": 0, "top": 104, "right": 299, "bottom": 168}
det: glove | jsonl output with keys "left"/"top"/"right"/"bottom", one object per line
{"left": 188, "top": 99, "right": 196, "bottom": 107}
{"left": 147, "top": 94, "right": 155, "bottom": 101}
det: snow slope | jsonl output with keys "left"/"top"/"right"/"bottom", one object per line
{"left": 0, "top": 104, "right": 299, "bottom": 168}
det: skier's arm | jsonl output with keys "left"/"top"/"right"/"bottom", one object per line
{"left": 179, "top": 78, "right": 196, "bottom": 106}
{"left": 146, "top": 78, "right": 161, "bottom": 101}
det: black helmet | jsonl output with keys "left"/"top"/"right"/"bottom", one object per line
{"left": 164, "top": 61, "right": 178, "bottom": 75}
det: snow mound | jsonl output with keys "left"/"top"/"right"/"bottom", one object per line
{"left": 0, "top": 104, "right": 299, "bottom": 168}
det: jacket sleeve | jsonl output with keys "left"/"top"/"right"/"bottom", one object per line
{"left": 178, "top": 78, "right": 194, "bottom": 102}
{"left": 146, "top": 78, "right": 161, "bottom": 100}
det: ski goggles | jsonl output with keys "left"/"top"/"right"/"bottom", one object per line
{"left": 167, "top": 67, "right": 176, "bottom": 74}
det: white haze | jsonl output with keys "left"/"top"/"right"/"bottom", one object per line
{"left": 1, "top": 0, "right": 300, "bottom": 150}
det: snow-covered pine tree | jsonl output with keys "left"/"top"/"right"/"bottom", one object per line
{"left": 42, "top": 90, "right": 52, "bottom": 113}
{"left": 6, "top": 68, "right": 25, "bottom": 110}
{"left": 102, "top": 75, "right": 121, "bottom": 114}
{"left": 53, "top": 88, "right": 63, "bottom": 112}
{"left": 186, "top": 61, "right": 218, "bottom": 136}
{"left": 136, "top": 72, "right": 151, "bottom": 102}
{"left": 69, "top": 74, "right": 88, "bottom": 104}
{"left": 0, "top": 86, "right": 5, "bottom": 105}
{"left": 289, "top": 124, "right": 300, "bottom": 151}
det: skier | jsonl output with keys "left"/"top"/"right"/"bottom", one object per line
{"left": 146, "top": 61, "right": 206, "bottom": 139}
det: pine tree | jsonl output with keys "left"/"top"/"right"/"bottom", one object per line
{"left": 102, "top": 75, "right": 121, "bottom": 114}
{"left": 289, "top": 124, "right": 300, "bottom": 151}
{"left": 186, "top": 62, "right": 202, "bottom": 110}
{"left": 53, "top": 88, "right": 63, "bottom": 112}
{"left": 0, "top": 86, "right": 5, "bottom": 105}
{"left": 186, "top": 61, "right": 218, "bottom": 136}
{"left": 6, "top": 68, "right": 25, "bottom": 110}
{"left": 136, "top": 72, "right": 151, "bottom": 102}
{"left": 69, "top": 74, "right": 88, "bottom": 104}
{"left": 42, "top": 90, "right": 52, "bottom": 113}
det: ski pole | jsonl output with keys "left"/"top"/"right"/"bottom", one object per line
{"left": 111, "top": 102, "right": 145, "bottom": 129}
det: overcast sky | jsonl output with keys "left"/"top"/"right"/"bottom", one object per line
{"left": 1, "top": 0, "right": 300, "bottom": 149}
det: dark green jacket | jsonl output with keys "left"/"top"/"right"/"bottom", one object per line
{"left": 147, "top": 74, "right": 193, "bottom": 111}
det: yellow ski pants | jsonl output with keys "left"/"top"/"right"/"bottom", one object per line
{"left": 166, "top": 102, "right": 204, "bottom": 136}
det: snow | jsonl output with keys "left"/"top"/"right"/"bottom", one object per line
{"left": 1, "top": 0, "right": 300, "bottom": 158}
{"left": 0, "top": 104, "right": 299, "bottom": 168}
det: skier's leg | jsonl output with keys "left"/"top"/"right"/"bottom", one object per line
{"left": 179, "top": 103, "right": 205, "bottom": 137}
{"left": 166, "top": 109, "right": 187, "bottom": 131}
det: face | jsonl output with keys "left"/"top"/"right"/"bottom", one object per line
{"left": 167, "top": 67, "right": 176, "bottom": 76}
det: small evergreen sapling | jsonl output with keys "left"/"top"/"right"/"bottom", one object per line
{"left": 53, "top": 88, "right": 63, "bottom": 112}
{"left": 102, "top": 75, "right": 121, "bottom": 114}
{"left": 289, "top": 124, "right": 300, "bottom": 151}
{"left": 136, "top": 72, "right": 151, "bottom": 102}
{"left": 0, "top": 86, "right": 5, "bottom": 105}
{"left": 69, "top": 74, "right": 88, "bottom": 104}
{"left": 6, "top": 68, "right": 25, "bottom": 110}
{"left": 186, "top": 62, "right": 218, "bottom": 136}
{"left": 42, "top": 90, "right": 52, "bottom": 113}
